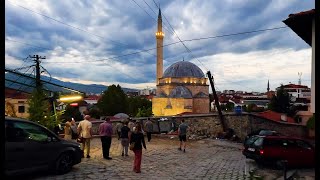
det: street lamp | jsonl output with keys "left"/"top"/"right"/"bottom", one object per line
{"left": 59, "top": 95, "right": 83, "bottom": 102}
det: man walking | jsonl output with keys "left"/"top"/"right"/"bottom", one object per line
{"left": 78, "top": 115, "right": 92, "bottom": 158}
{"left": 144, "top": 118, "right": 153, "bottom": 142}
{"left": 120, "top": 120, "right": 131, "bottom": 156}
{"left": 178, "top": 119, "right": 188, "bottom": 153}
{"left": 99, "top": 117, "right": 113, "bottom": 160}
{"left": 115, "top": 121, "right": 123, "bottom": 140}
{"left": 128, "top": 118, "right": 135, "bottom": 132}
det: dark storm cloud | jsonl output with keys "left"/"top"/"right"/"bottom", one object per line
{"left": 5, "top": 0, "right": 314, "bottom": 90}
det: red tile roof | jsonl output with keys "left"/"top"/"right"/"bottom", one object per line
{"left": 84, "top": 95, "right": 101, "bottom": 100}
{"left": 256, "top": 110, "right": 295, "bottom": 123}
{"left": 288, "top": 9, "right": 315, "bottom": 18}
{"left": 5, "top": 88, "right": 30, "bottom": 99}
{"left": 283, "top": 84, "right": 308, "bottom": 89}
{"left": 283, "top": 9, "right": 314, "bottom": 46}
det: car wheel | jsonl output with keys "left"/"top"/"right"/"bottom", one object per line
{"left": 275, "top": 160, "right": 286, "bottom": 170}
{"left": 55, "top": 152, "right": 73, "bottom": 174}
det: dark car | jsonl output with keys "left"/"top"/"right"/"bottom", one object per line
{"left": 243, "top": 136, "right": 315, "bottom": 168}
{"left": 244, "top": 129, "right": 281, "bottom": 144}
{"left": 5, "top": 117, "right": 83, "bottom": 176}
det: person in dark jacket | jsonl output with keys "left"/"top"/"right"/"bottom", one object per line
{"left": 120, "top": 120, "right": 131, "bottom": 156}
{"left": 130, "top": 122, "right": 146, "bottom": 173}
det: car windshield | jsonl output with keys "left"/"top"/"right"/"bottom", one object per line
{"left": 253, "top": 137, "right": 264, "bottom": 147}
{"left": 245, "top": 136, "right": 259, "bottom": 145}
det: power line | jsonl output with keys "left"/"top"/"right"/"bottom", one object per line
{"left": 42, "top": 26, "right": 288, "bottom": 64}
{"left": 7, "top": 26, "right": 288, "bottom": 65}
{"left": 182, "top": 26, "right": 288, "bottom": 42}
{"left": 7, "top": 66, "right": 35, "bottom": 88}
{"left": 152, "top": 2, "right": 207, "bottom": 71}
{"left": 7, "top": 1, "right": 127, "bottom": 46}
{"left": 5, "top": 68, "right": 84, "bottom": 94}
{"left": 130, "top": 0, "right": 174, "bottom": 35}
{"left": 143, "top": 0, "right": 157, "bottom": 15}
{"left": 7, "top": 1, "right": 157, "bottom": 58}
{"left": 5, "top": 39, "right": 52, "bottom": 51}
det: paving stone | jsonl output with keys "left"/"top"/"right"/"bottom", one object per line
{"left": 27, "top": 137, "right": 315, "bottom": 180}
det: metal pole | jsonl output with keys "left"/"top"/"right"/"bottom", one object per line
{"left": 53, "top": 100, "right": 57, "bottom": 122}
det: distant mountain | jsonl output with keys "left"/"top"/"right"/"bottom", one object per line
{"left": 5, "top": 72, "right": 138, "bottom": 94}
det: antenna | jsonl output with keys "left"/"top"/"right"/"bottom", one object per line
{"left": 298, "top": 72, "right": 302, "bottom": 85}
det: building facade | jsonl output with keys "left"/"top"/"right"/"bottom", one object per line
{"left": 152, "top": 9, "right": 210, "bottom": 116}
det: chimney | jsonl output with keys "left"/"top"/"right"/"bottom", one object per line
{"left": 280, "top": 114, "right": 287, "bottom": 122}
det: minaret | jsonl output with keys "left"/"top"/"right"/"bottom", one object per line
{"left": 267, "top": 79, "right": 270, "bottom": 92}
{"left": 155, "top": 8, "right": 164, "bottom": 85}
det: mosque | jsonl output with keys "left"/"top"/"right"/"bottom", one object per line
{"left": 152, "top": 9, "right": 210, "bottom": 116}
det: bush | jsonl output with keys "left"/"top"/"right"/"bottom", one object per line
{"left": 306, "top": 115, "right": 315, "bottom": 129}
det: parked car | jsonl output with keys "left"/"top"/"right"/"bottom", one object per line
{"left": 5, "top": 117, "right": 83, "bottom": 176}
{"left": 243, "top": 135, "right": 315, "bottom": 168}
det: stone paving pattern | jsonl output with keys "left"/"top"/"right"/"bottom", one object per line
{"left": 29, "top": 136, "right": 314, "bottom": 180}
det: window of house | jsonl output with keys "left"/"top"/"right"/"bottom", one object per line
{"left": 18, "top": 106, "right": 25, "bottom": 113}
{"left": 18, "top": 101, "right": 25, "bottom": 103}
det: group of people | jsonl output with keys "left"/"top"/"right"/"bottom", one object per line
{"left": 64, "top": 115, "right": 188, "bottom": 174}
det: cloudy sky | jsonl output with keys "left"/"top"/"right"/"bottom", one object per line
{"left": 5, "top": 0, "right": 314, "bottom": 92}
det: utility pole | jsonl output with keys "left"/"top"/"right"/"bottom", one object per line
{"left": 207, "top": 71, "right": 227, "bottom": 132}
{"left": 30, "top": 55, "right": 46, "bottom": 90}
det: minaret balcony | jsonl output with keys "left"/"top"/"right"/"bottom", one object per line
{"left": 155, "top": 32, "right": 165, "bottom": 37}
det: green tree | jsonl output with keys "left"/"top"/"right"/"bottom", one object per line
{"left": 127, "top": 96, "right": 152, "bottom": 117}
{"left": 268, "top": 84, "right": 291, "bottom": 113}
{"left": 225, "top": 102, "right": 235, "bottom": 112}
{"left": 247, "top": 103, "right": 257, "bottom": 112}
{"left": 97, "top": 84, "right": 127, "bottom": 116}
{"left": 136, "top": 107, "right": 153, "bottom": 117}
{"left": 306, "top": 114, "right": 315, "bottom": 129}
{"left": 61, "top": 104, "right": 83, "bottom": 122}
{"left": 27, "top": 89, "right": 54, "bottom": 129}
{"left": 88, "top": 107, "right": 102, "bottom": 119}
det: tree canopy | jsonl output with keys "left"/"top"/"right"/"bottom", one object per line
{"left": 28, "top": 89, "right": 60, "bottom": 129}
{"left": 97, "top": 84, "right": 127, "bottom": 116}
{"left": 268, "top": 84, "right": 291, "bottom": 113}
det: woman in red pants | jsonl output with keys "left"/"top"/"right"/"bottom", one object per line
{"left": 130, "top": 122, "right": 146, "bottom": 173}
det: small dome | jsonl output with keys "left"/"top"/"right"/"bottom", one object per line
{"left": 169, "top": 86, "right": 192, "bottom": 98}
{"left": 113, "top": 113, "right": 129, "bottom": 119}
{"left": 158, "top": 91, "right": 168, "bottom": 97}
{"left": 163, "top": 61, "right": 205, "bottom": 78}
{"left": 193, "top": 92, "right": 208, "bottom": 98}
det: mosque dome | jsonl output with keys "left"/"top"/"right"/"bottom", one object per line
{"left": 163, "top": 61, "right": 205, "bottom": 78}
{"left": 169, "top": 86, "right": 192, "bottom": 98}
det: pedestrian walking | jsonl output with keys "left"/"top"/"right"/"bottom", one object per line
{"left": 64, "top": 121, "right": 72, "bottom": 140}
{"left": 70, "top": 118, "right": 78, "bottom": 140}
{"left": 115, "top": 121, "right": 123, "bottom": 140}
{"left": 144, "top": 118, "right": 153, "bottom": 142}
{"left": 178, "top": 119, "right": 188, "bottom": 153}
{"left": 130, "top": 122, "right": 146, "bottom": 173}
{"left": 128, "top": 119, "right": 135, "bottom": 132}
{"left": 120, "top": 120, "right": 131, "bottom": 156}
{"left": 78, "top": 115, "right": 92, "bottom": 158}
{"left": 99, "top": 117, "right": 113, "bottom": 160}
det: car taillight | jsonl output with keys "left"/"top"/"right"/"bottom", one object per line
{"left": 259, "top": 149, "right": 264, "bottom": 155}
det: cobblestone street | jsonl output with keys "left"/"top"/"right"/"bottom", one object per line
{"left": 23, "top": 136, "right": 314, "bottom": 180}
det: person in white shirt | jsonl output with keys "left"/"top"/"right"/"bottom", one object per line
{"left": 77, "top": 115, "right": 92, "bottom": 158}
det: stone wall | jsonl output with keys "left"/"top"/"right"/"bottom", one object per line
{"left": 158, "top": 113, "right": 308, "bottom": 141}
{"left": 80, "top": 113, "right": 308, "bottom": 141}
